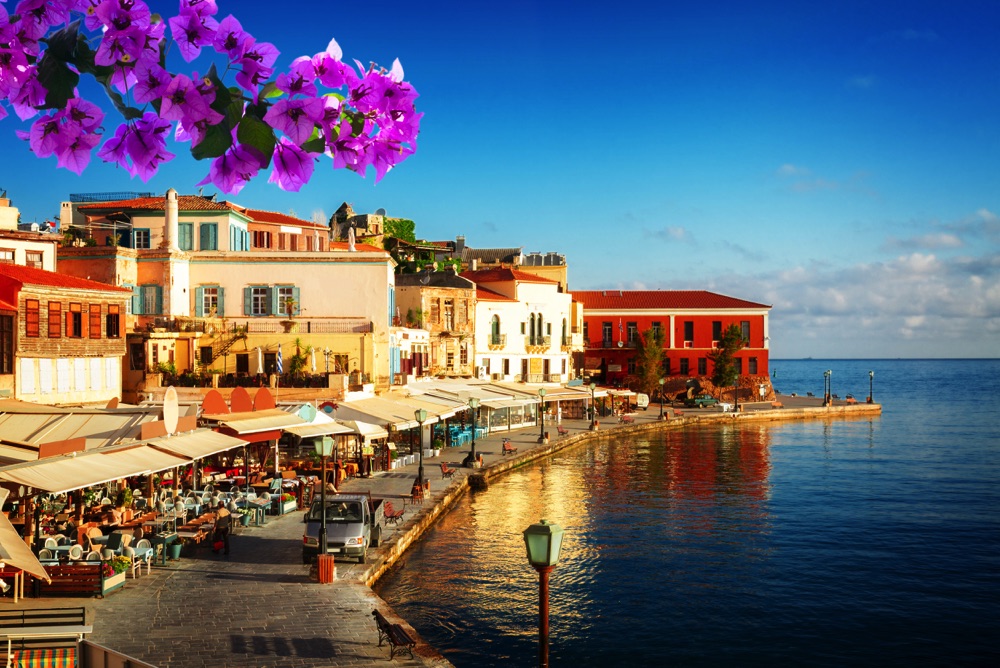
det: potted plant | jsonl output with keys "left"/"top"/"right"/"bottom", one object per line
{"left": 102, "top": 556, "right": 130, "bottom": 594}
{"left": 280, "top": 493, "right": 297, "bottom": 514}
{"left": 280, "top": 296, "right": 299, "bottom": 333}
{"left": 432, "top": 437, "right": 444, "bottom": 457}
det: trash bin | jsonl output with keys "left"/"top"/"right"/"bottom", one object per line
{"left": 168, "top": 543, "right": 182, "bottom": 560}
{"left": 317, "top": 554, "right": 336, "bottom": 583}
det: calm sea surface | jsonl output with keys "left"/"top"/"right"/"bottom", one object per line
{"left": 374, "top": 360, "right": 1000, "bottom": 666}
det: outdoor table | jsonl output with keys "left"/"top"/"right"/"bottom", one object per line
{"left": 50, "top": 545, "right": 74, "bottom": 559}
{"left": 344, "top": 462, "right": 359, "bottom": 477}
{"left": 151, "top": 532, "right": 177, "bottom": 565}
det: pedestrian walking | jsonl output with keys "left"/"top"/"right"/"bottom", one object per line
{"left": 213, "top": 501, "right": 231, "bottom": 556}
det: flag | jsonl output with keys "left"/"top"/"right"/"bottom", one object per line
{"left": 276, "top": 347, "right": 283, "bottom": 374}
{"left": 619, "top": 319, "right": 623, "bottom": 335}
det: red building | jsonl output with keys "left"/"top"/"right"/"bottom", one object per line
{"left": 573, "top": 290, "right": 771, "bottom": 387}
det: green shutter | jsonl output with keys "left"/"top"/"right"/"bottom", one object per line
{"left": 270, "top": 287, "right": 280, "bottom": 316}
{"left": 243, "top": 287, "right": 252, "bottom": 316}
{"left": 195, "top": 287, "right": 205, "bottom": 317}
{"left": 217, "top": 287, "right": 225, "bottom": 317}
{"left": 291, "top": 286, "right": 300, "bottom": 315}
{"left": 154, "top": 286, "right": 163, "bottom": 314}
{"left": 131, "top": 285, "right": 142, "bottom": 315}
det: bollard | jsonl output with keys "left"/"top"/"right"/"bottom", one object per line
{"left": 317, "top": 554, "right": 336, "bottom": 583}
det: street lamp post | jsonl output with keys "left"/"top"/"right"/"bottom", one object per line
{"left": 463, "top": 397, "right": 481, "bottom": 467}
{"left": 589, "top": 382, "right": 597, "bottom": 430}
{"left": 315, "top": 435, "right": 334, "bottom": 556}
{"left": 523, "top": 519, "right": 564, "bottom": 668}
{"left": 823, "top": 369, "right": 832, "bottom": 406}
{"left": 537, "top": 387, "right": 547, "bottom": 443}
{"left": 868, "top": 370, "right": 874, "bottom": 403}
{"left": 658, "top": 377, "right": 665, "bottom": 419}
{"left": 413, "top": 408, "right": 428, "bottom": 496}
{"left": 322, "top": 347, "right": 332, "bottom": 373}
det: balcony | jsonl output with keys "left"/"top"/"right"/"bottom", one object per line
{"left": 524, "top": 335, "right": 550, "bottom": 353}
{"left": 487, "top": 333, "right": 506, "bottom": 351}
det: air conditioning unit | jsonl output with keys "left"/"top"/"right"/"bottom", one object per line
{"left": 477, "top": 366, "right": 488, "bottom": 380}
{"left": 684, "top": 341, "right": 693, "bottom": 348}
{"left": 711, "top": 340, "right": 719, "bottom": 348}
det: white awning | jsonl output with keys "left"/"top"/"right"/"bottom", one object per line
{"left": 340, "top": 420, "right": 389, "bottom": 444}
{"left": 147, "top": 429, "right": 248, "bottom": 460}
{"left": 202, "top": 408, "right": 305, "bottom": 434}
{"left": 0, "top": 490, "right": 49, "bottom": 582}
{"left": 285, "top": 422, "right": 356, "bottom": 439}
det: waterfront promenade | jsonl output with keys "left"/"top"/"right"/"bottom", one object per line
{"left": 4, "top": 397, "right": 879, "bottom": 667}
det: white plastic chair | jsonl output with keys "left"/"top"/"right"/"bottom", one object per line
{"left": 85, "top": 551, "right": 101, "bottom": 561}
{"left": 44, "top": 537, "right": 58, "bottom": 549}
{"left": 68, "top": 544, "right": 83, "bottom": 561}
{"left": 37, "top": 548, "right": 53, "bottom": 560}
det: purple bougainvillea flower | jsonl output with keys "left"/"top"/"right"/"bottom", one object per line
{"left": 169, "top": 10, "right": 218, "bottom": 63}
{"left": 198, "top": 142, "right": 264, "bottom": 195}
{"left": 235, "top": 40, "right": 279, "bottom": 99}
{"left": 0, "top": 103, "right": 7, "bottom": 122}
{"left": 213, "top": 14, "right": 252, "bottom": 60}
{"left": 97, "top": 121, "right": 137, "bottom": 176}
{"left": 94, "top": 0, "right": 152, "bottom": 33}
{"left": 26, "top": 112, "right": 66, "bottom": 158}
{"left": 159, "top": 73, "right": 222, "bottom": 126}
{"left": 55, "top": 130, "right": 101, "bottom": 175}
{"left": 269, "top": 136, "right": 314, "bottom": 192}
{"left": 132, "top": 60, "right": 171, "bottom": 103}
{"left": 10, "top": 69, "right": 46, "bottom": 120}
{"left": 263, "top": 97, "right": 324, "bottom": 146}
{"left": 179, "top": 0, "right": 219, "bottom": 17}
{"left": 312, "top": 49, "right": 359, "bottom": 90}
{"left": 14, "top": 0, "right": 71, "bottom": 41}
{"left": 276, "top": 56, "right": 318, "bottom": 98}
{"left": 64, "top": 96, "right": 104, "bottom": 133}
{"left": 126, "top": 112, "right": 175, "bottom": 181}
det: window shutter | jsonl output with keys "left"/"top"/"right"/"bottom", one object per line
{"left": 243, "top": 287, "right": 252, "bottom": 316}
{"left": 132, "top": 285, "right": 142, "bottom": 315}
{"left": 217, "top": 287, "right": 225, "bottom": 317}
{"left": 195, "top": 287, "right": 205, "bottom": 317}
{"left": 291, "top": 286, "right": 300, "bottom": 315}
{"left": 270, "top": 287, "right": 279, "bottom": 316}
{"left": 154, "top": 286, "right": 163, "bottom": 314}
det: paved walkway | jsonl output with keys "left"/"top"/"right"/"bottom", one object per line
{"left": 4, "top": 395, "right": 875, "bottom": 667}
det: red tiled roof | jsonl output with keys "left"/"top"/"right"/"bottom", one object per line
{"left": 459, "top": 267, "right": 558, "bottom": 285}
{"left": 572, "top": 290, "right": 770, "bottom": 310}
{"left": 0, "top": 263, "right": 132, "bottom": 293}
{"left": 78, "top": 195, "right": 231, "bottom": 212}
{"left": 0, "top": 297, "right": 16, "bottom": 311}
{"left": 239, "top": 207, "right": 328, "bottom": 229}
{"left": 475, "top": 286, "right": 516, "bottom": 302}
{"left": 329, "top": 241, "right": 385, "bottom": 253}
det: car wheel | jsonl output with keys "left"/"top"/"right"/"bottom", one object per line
{"left": 358, "top": 548, "right": 366, "bottom": 564}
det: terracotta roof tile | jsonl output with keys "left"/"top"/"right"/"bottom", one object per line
{"left": 0, "top": 263, "right": 132, "bottom": 293}
{"left": 475, "top": 286, "right": 516, "bottom": 302}
{"left": 572, "top": 290, "right": 770, "bottom": 310}
{"left": 78, "top": 195, "right": 231, "bottom": 212}
{"left": 459, "top": 267, "right": 558, "bottom": 285}
{"left": 328, "top": 241, "right": 385, "bottom": 253}
{"left": 240, "top": 208, "right": 328, "bottom": 229}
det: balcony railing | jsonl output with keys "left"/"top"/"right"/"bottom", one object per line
{"left": 524, "top": 335, "right": 551, "bottom": 349}
{"left": 488, "top": 333, "right": 506, "bottom": 350}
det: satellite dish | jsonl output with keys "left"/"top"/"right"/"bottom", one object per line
{"left": 375, "top": 208, "right": 387, "bottom": 216}
{"left": 163, "top": 386, "right": 179, "bottom": 435}
{"left": 617, "top": 341, "right": 624, "bottom": 348}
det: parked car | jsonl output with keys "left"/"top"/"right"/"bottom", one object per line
{"left": 635, "top": 393, "right": 649, "bottom": 410}
{"left": 302, "top": 493, "right": 385, "bottom": 564}
{"left": 684, "top": 394, "right": 718, "bottom": 408}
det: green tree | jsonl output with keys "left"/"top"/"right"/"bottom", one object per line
{"left": 709, "top": 324, "right": 745, "bottom": 399}
{"left": 288, "top": 337, "right": 313, "bottom": 376}
{"left": 384, "top": 218, "right": 416, "bottom": 242}
{"left": 634, "top": 327, "right": 666, "bottom": 396}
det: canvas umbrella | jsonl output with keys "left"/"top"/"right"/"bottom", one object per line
{"left": 255, "top": 346, "right": 264, "bottom": 375}
{"left": 311, "top": 348, "right": 317, "bottom": 373}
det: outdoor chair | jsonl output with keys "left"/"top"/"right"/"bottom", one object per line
{"left": 85, "top": 551, "right": 101, "bottom": 561}
{"left": 68, "top": 544, "right": 83, "bottom": 561}
{"left": 37, "top": 548, "right": 53, "bottom": 560}
{"left": 44, "top": 537, "right": 58, "bottom": 549}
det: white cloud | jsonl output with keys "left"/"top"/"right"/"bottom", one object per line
{"left": 776, "top": 164, "right": 810, "bottom": 177}
{"left": 884, "top": 233, "right": 963, "bottom": 251}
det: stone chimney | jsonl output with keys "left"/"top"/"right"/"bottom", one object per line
{"left": 455, "top": 235, "right": 465, "bottom": 255}
{"left": 164, "top": 188, "right": 179, "bottom": 250}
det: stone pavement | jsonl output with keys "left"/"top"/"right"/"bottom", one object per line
{"left": 3, "top": 395, "right": 875, "bottom": 667}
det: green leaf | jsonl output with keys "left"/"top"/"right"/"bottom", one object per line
{"left": 300, "top": 136, "right": 327, "bottom": 154}
{"left": 41, "top": 20, "right": 81, "bottom": 62}
{"left": 260, "top": 82, "right": 284, "bottom": 100}
{"left": 191, "top": 123, "right": 234, "bottom": 161}
{"left": 237, "top": 112, "right": 276, "bottom": 163}
{"left": 36, "top": 52, "right": 80, "bottom": 110}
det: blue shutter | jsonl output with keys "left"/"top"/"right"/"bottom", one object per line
{"left": 195, "top": 287, "right": 205, "bottom": 317}
{"left": 154, "top": 286, "right": 163, "bottom": 314}
{"left": 217, "top": 287, "right": 225, "bottom": 317}
{"left": 270, "top": 287, "right": 279, "bottom": 316}
{"left": 243, "top": 287, "right": 252, "bottom": 316}
{"left": 131, "top": 285, "right": 142, "bottom": 315}
{"left": 291, "top": 286, "right": 300, "bottom": 315}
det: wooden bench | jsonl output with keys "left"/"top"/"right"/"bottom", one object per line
{"left": 501, "top": 439, "right": 517, "bottom": 456}
{"left": 440, "top": 462, "right": 456, "bottom": 479}
{"left": 383, "top": 501, "right": 404, "bottom": 524}
{"left": 771, "top": 401, "right": 783, "bottom": 409}
{"left": 556, "top": 424, "right": 569, "bottom": 437}
{"left": 372, "top": 609, "right": 416, "bottom": 660}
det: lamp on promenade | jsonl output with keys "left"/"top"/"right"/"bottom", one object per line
{"left": 868, "top": 370, "right": 874, "bottom": 403}
{"left": 413, "top": 408, "right": 428, "bottom": 496}
{"left": 523, "top": 519, "right": 564, "bottom": 668}
{"left": 537, "top": 387, "right": 547, "bottom": 443}
{"left": 658, "top": 378, "right": 665, "bottom": 419}
{"left": 315, "top": 435, "right": 334, "bottom": 555}
{"left": 823, "top": 369, "right": 831, "bottom": 406}
{"left": 589, "top": 382, "right": 597, "bottom": 430}
{"left": 464, "top": 397, "right": 481, "bottom": 467}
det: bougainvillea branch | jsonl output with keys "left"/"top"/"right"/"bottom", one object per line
{"left": 0, "top": 0, "right": 421, "bottom": 193}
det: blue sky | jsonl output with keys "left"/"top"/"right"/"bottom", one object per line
{"left": 2, "top": 1, "right": 999, "bottom": 358}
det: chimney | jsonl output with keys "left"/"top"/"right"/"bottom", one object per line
{"left": 471, "top": 258, "right": 478, "bottom": 271}
{"left": 455, "top": 235, "right": 465, "bottom": 255}
{"left": 165, "top": 188, "right": 179, "bottom": 251}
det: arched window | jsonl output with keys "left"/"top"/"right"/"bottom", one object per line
{"left": 536, "top": 313, "right": 544, "bottom": 344}
{"left": 491, "top": 315, "right": 501, "bottom": 344}
{"left": 561, "top": 318, "right": 567, "bottom": 346}
{"left": 529, "top": 313, "right": 536, "bottom": 343}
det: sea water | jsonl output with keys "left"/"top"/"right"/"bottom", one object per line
{"left": 374, "top": 360, "right": 1000, "bottom": 666}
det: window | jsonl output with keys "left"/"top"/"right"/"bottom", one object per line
{"left": 89, "top": 304, "right": 102, "bottom": 338}
{"left": 602, "top": 321, "right": 612, "bottom": 344}
{"left": 683, "top": 321, "right": 694, "bottom": 343}
{"left": 66, "top": 303, "right": 83, "bottom": 338}
{"left": 200, "top": 346, "right": 213, "bottom": 365}
{"left": 141, "top": 285, "right": 162, "bottom": 315}
{"left": 490, "top": 315, "right": 501, "bottom": 344}
{"left": 741, "top": 321, "right": 750, "bottom": 342}
{"left": 106, "top": 304, "right": 121, "bottom": 338}
{"left": 583, "top": 321, "right": 589, "bottom": 342}
{"left": 48, "top": 301, "right": 62, "bottom": 338}
{"left": 679, "top": 358, "right": 689, "bottom": 375}
{"left": 627, "top": 357, "right": 636, "bottom": 374}
{"left": 503, "top": 358, "right": 510, "bottom": 375}
{"left": 0, "top": 249, "right": 13, "bottom": 264}
{"left": 178, "top": 223, "right": 194, "bottom": 251}
{"left": 196, "top": 286, "right": 224, "bottom": 317}
{"left": 25, "top": 299, "right": 40, "bottom": 337}
{"left": 443, "top": 299, "right": 454, "bottom": 329}
{"left": 134, "top": 228, "right": 151, "bottom": 249}
{"left": 698, "top": 357, "right": 707, "bottom": 375}
{"left": 253, "top": 230, "right": 272, "bottom": 249}
{"left": 520, "top": 322, "right": 526, "bottom": 335}
{"left": 249, "top": 286, "right": 269, "bottom": 316}
{"left": 276, "top": 285, "right": 298, "bottom": 316}
{"left": 25, "top": 251, "right": 43, "bottom": 269}
{"left": 277, "top": 233, "right": 286, "bottom": 250}
{"left": 712, "top": 321, "right": 722, "bottom": 341}
{"left": 0, "top": 315, "right": 12, "bottom": 374}
{"left": 735, "top": 357, "right": 743, "bottom": 374}
{"left": 663, "top": 357, "right": 671, "bottom": 375}
{"left": 460, "top": 345, "right": 468, "bottom": 365}
{"left": 626, "top": 322, "right": 638, "bottom": 344}
{"left": 652, "top": 321, "right": 661, "bottom": 338}
{"left": 289, "top": 235, "right": 298, "bottom": 251}
{"left": 430, "top": 299, "right": 440, "bottom": 324}
{"left": 749, "top": 357, "right": 758, "bottom": 374}
{"left": 199, "top": 222, "right": 218, "bottom": 250}
{"left": 236, "top": 353, "right": 249, "bottom": 374}
{"left": 230, "top": 225, "right": 249, "bottom": 251}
